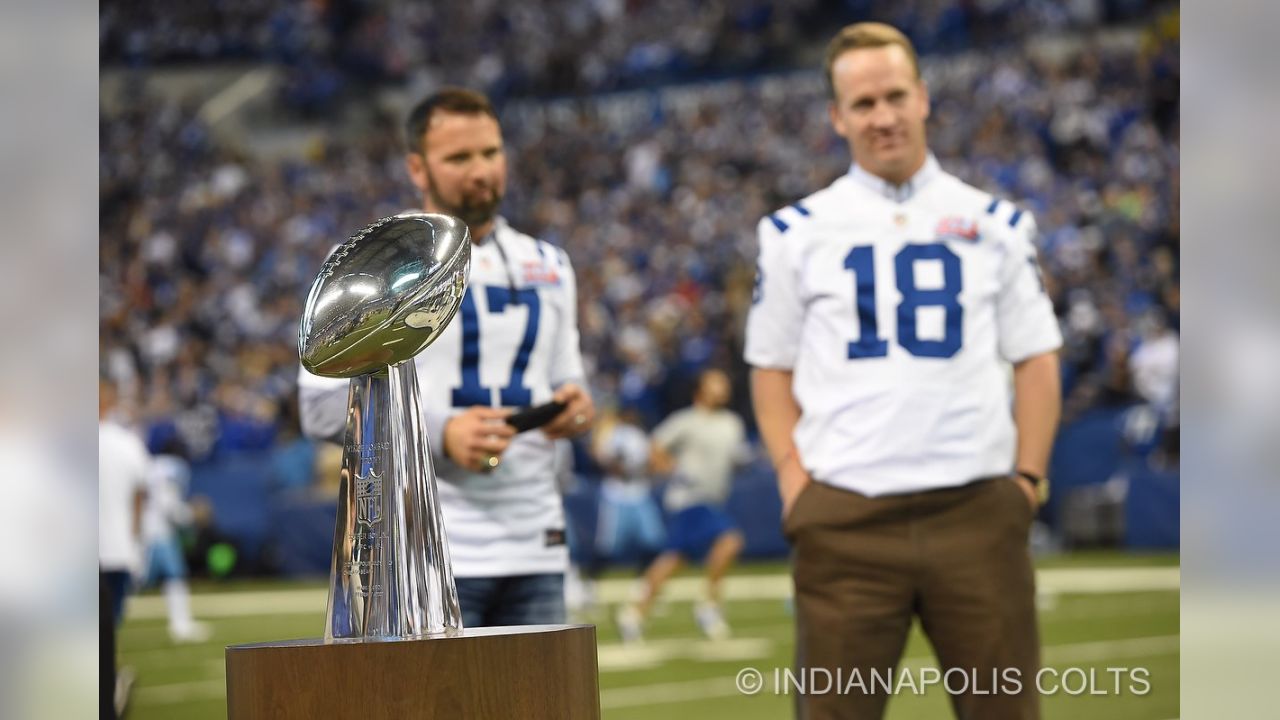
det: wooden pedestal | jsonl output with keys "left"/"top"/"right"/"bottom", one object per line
{"left": 225, "top": 624, "right": 600, "bottom": 719}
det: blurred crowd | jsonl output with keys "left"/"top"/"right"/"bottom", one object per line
{"left": 99, "top": 5, "right": 1179, "bottom": 464}
{"left": 102, "top": 0, "right": 1162, "bottom": 112}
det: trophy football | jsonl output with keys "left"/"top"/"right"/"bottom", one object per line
{"left": 298, "top": 212, "right": 470, "bottom": 641}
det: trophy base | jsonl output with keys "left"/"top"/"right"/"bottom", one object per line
{"left": 225, "top": 624, "right": 600, "bottom": 719}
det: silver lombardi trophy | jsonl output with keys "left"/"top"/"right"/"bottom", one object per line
{"left": 298, "top": 212, "right": 470, "bottom": 641}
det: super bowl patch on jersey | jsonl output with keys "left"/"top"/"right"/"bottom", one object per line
{"left": 934, "top": 216, "right": 980, "bottom": 243}
{"left": 520, "top": 259, "right": 562, "bottom": 287}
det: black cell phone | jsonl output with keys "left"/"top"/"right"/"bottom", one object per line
{"left": 505, "top": 400, "right": 568, "bottom": 433}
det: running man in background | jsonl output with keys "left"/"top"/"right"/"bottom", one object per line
{"left": 615, "top": 369, "right": 748, "bottom": 642}
{"left": 747, "top": 22, "right": 1062, "bottom": 719}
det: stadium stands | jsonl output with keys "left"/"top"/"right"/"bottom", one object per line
{"left": 99, "top": 1, "right": 1179, "bottom": 568}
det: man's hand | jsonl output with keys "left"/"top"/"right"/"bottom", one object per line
{"left": 1011, "top": 475, "right": 1040, "bottom": 512}
{"left": 444, "top": 407, "right": 516, "bottom": 472}
{"left": 1012, "top": 351, "right": 1059, "bottom": 511}
{"left": 541, "top": 383, "right": 595, "bottom": 439}
{"left": 778, "top": 450, "right": 812, "bottom": 520}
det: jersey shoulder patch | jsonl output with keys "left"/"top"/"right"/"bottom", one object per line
{"left": 763, "top": 198, "right": 820, "bottom": 235}
{"left": 984, "top": 195, "right": 1029, "bottom": 230}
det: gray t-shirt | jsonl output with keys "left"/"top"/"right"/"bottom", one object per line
{"left": 653, "top": 407, "right": 746, "bottom": 511}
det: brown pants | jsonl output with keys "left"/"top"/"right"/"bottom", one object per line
{"left": 785, "top": 478, "right": 1040, "bottom": 720}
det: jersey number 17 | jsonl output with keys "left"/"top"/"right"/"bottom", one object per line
{"left": 451, "top": 287, "right": 540, "bottom": 407}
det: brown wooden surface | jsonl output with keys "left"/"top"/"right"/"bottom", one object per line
{"left": 225, "top": 624, "right": 600, "bottom": 719}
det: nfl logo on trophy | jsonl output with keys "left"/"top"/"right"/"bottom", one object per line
{"left": 355, "top": 471, "right": 382, "bottom": 527}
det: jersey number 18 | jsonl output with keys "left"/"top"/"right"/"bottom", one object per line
{"left": 845, "top": 242, "right": 963, "bottom": 359}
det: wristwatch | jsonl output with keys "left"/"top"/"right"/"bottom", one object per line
{"left": 1015, "top": 470, "right": 1050, "bottom": 505}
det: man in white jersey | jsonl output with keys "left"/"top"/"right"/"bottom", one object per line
{"left": 746, "top": 24, "right": 1062, "bottom": 720}
{"left": 99, "top": 377, "right": 149, "bottom": 716}
{"left": 616, "top": 369, "right": 748, "bottom": 643}
{"left": 100, "top": 378, "right": 149, "bottom": 627}
{"left": 298, "top": 88, "right": 595, "bottom": 627}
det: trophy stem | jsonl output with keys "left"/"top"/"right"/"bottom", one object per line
{"left": 324, "top": 362, "right": 463, "bottom": 642}
{"left": 387, "top": 360, "right": 464, "bottom": 635}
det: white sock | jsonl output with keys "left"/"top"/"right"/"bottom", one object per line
{"left": 165, "top": 579, "right": 195, "bottom": 633}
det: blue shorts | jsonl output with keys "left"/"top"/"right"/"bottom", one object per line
{"left": 666, "top": 504, "right": 737, "bottom": 562}
{"left": 146, "top": 536, "right": 188, "bottom": 583}
{"left": 596, "top": 493, "right": 666, "bottom": 559}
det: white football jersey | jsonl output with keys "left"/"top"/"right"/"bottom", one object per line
{"left": 299, "top": 217, "right": 585, "bottom": 577}
{"left": 745, "top": 156, "right": 1062, "bottom": 496}
{"left": 99, "top": 420, "right": 151, "bottom": 570}
{"left": 143, "top": 454, "right": 192, "bottom": 543}
{"left": 598, "top": 423, "right": 652, "bottom": 484}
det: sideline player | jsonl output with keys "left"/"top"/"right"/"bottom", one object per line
{"left": 616, "top": 369, "right": 748, "bottom": 642}
{"left": 593, "top": 407, "right": 666, "bottom": 573}
{"left": 746, "top": 23, "right": 1062, "bottom": 719}
{"left": 142, "top": 439, "right": 211, "bottom": 642}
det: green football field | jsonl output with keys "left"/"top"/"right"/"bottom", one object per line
{"left": 118, "top": 552, "right": 1179, "bottom": 719}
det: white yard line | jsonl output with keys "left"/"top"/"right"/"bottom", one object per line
{"left": 599, "top": 637, "right": 776, "bottom": 671}
{"left": 133, "top": 679, "right": 226, "bottom": 705}
{"left": 1042, "top": 635, "right": 1179, "bottom": 665}
{"left": 125, "top": 566, "right": 1179, "bottom": 621}
{"left": 127, "top": 588, "right": 328, "bottom": 621}
{"left": 601, "top": 677, "right": 743, "bottom": 709}
{"left": 1036, "top": 567, "right": 1180, "bottom": 594}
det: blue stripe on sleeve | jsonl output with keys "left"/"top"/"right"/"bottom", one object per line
{"left": 986, "top": 198, "right": 1001, "bottom": 215}
{"left": 1008, "top": 209, "right": 1024, "bottom": 228}
{"left": 768, "top": 215, "right": 789, "bottom": 233}
{"left": 790, "top": 202, "right": 811, "bottom": 216}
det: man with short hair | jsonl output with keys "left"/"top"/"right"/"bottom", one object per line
{"left": 99, "top": 378, "right": 149, "bottom": 627}
{"left": 616, "top": 369, "right": 748, "bottom": 643}
{"left": 299, "top": 88, "right": 595, "bottom": 627}
{"left": 99, "top": 377, "right": 149, "bottom": 717}
{"left": 747, "top": 23, "right": 1062, "bottom": 719}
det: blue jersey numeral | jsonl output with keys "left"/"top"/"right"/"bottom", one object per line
{"left": 450, "top": 292, "right": 485, "bottom": 406}
{"left": 451, "top": 287, "right": 541, "bottom": 407}
{"left": 843, "top": 243, "right": 964, "bottom": 359}
{"left": 896, "top": 244, "right": 963, "bottom": 358}
{"left": 486, "top": 287, "right": 539, "bottom": 406}
{"left": 843, "top": 245, "right": 890, "bottom": 358}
